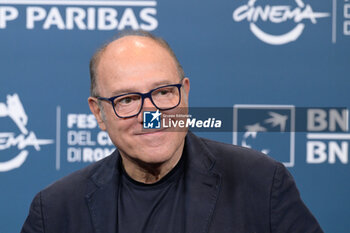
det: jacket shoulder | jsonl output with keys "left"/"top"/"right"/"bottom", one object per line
{"left": 40, "top": 149, "right": 118, "bottom": 201}
{"left": 194, "top": 135, "right": 283, "bottom": 191}
{"left": 21, "top": 150, "right": 119, "bottom": 233}
{"left": 199, "top": 136, "right": 280, "bottom": 170}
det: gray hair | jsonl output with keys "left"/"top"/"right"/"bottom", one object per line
{"left": 89, "top": 30, "right": 185, "bottom": 97}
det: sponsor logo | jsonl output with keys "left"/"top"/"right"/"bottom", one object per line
{"left": 306, "top": 108, "right": 349, "bottom": 164}
{"left": 0, "top": 0, "right": 158, "bottom": 31}
{"left": 233, "top": 105, "right": 295, "bottom": 167}
{"left": 234, "top": 105, "right": 350, "bottom": 166}
{"left": 232, "top": 0, "right": 329, "bottom": 45}
{"left": 143, "top": 110, "right": 161, "bottom": 129}
{"left": 344, "top": 0, "right": 350, "bottom": 37}
{"left": 142, "top": 109, "right": 223, "bottom": 130}
{"left": 0, "top": 94, "right": 53, "bottom": 172}
{"left": 65, "top": 112, "right": 115, "bottom": 166}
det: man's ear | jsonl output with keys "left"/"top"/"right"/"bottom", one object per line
{"left": 88, "top": 97, "right": 107, "bottom": 131}
{"left": 182, "top": 77, "right": 190, "bottom": 102}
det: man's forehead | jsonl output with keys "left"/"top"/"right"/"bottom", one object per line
{"left": 102, "top": 35, "right": 164, "bottom": 59}
{"left": 94, "top": 35, "right": 180, "bottom": 93}
{"left": 96, "top": 35, "right": 178, "bottom": 78}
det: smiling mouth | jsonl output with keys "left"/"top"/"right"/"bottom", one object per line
{"left": 136, "top": 128, "right": 168, "bottom": 135}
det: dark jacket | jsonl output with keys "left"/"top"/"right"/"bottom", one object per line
{"left": 21, "top": 132, "right": 323, "bottom": 233}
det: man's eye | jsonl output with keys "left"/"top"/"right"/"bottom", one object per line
{"left": 155, "top": 88, "right": 173, "bottom": 96}
{"left": 159, "top": 90, "right": 170, "bottom": 95}
{"left": 118, "top": 96, "right": 134, "bottom": 104}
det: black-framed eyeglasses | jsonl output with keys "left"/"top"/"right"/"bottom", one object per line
{"left": 97, "top": 83, "right": 182, "bottom": 118}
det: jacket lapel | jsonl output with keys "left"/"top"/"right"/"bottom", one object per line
{"left": 85, "top": 150, "right": 121, "bottom": 233}
{"left": 184, "top": 132, "right": 222, "bottom": 233}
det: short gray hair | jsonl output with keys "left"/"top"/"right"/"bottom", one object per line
{"left": 89, "top": 30, "right": 185, "bottom": 97}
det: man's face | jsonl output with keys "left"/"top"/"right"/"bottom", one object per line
{"left": 89, "top": 36, "right": 190, "bottom": 166}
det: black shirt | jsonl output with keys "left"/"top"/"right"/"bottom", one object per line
{"left": 117, "top": 154, "right": 186, "bottom": 233}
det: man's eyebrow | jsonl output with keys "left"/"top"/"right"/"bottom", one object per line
{"left": 110, "top": 88, "right": 138, "bottom": 96}
{"left": 151, "top": 80, "right": 176, "bottom": 88}
{"left": 109, "top": 80, "right": 178, "bottom": 96}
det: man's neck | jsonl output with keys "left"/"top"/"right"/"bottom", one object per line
{"left": 120, "top": 144, "right": 184, "bottom": 184}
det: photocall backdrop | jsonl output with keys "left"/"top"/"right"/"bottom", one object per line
{"left": 0, "top": 0, "right": 349, "bottom": 232}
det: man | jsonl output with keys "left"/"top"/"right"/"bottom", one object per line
{"left": 21, "top": 31, "right": 323, "bottom": 233}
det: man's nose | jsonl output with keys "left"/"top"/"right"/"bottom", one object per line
{"left": 143, "top": 97, "right": 157, "bottom": 109}
{"left": 137, "top": 97, "right": 157, "bottom": 123}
